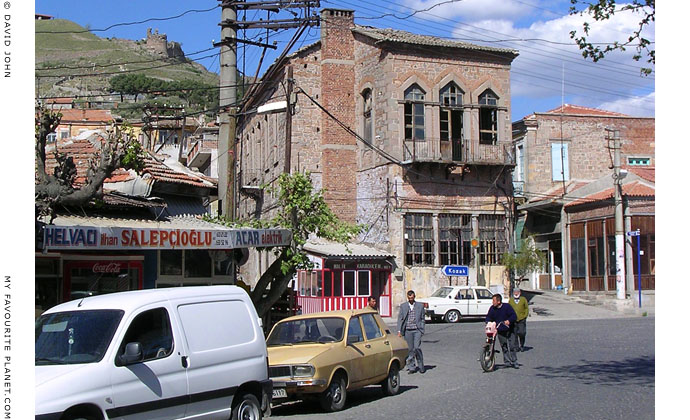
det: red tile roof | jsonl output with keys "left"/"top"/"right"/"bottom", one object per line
{"left": 141, "top": 156, "right": 212, "bottom": 188}
{"left": 57, "top": 109, "right": 114, "bottom": 124}
{"left": 565, "top": 181, "right": 655, "bottom": 208}
{"left": 626, "top": 166, "right": 655, "bottom": 183}
{"left": 520, "top": 104, "right": 630, "bottom": 121}
{"left": 46, "top": 97, "right": 74, "bottom": 104}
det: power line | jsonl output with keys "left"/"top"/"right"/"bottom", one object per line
{"left": 35, "top": 5, "right": 221, "bottom": 34}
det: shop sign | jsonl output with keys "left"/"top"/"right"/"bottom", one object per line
{"left": 44, "top": 226, "right": 292, "bottom": 250}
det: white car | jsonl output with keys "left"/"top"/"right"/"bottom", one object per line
{"left": 417, "top": 286, "right": 496, "bottom": 323}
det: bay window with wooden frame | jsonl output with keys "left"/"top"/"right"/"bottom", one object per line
{"left": 439, "top": 83, "right": 464, "bottom": 161}
{"left": 404, "top": 85, "right": 426, "bottom": 141}
{"left": 439, "top": 214, "right": 472, "bottom": 266}
{"left": 362, "top": 88, "right": 373, "bottom": 143}
{"left": 478, "top": 90, "right": 499, "bottom": 145}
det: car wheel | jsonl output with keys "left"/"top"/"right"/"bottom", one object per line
{"left": 381, "top": 363, "right": 400, "bottom": 396}
{"left": 231, "top": 393, "right": 262, "bottom": 420}
{"left": 319, "top": 374, "right": 347, "bottom": 412}
{"left": 444, "top": 309, "right": 461, "bottom": 323}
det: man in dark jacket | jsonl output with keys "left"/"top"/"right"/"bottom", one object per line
{"left": 397, "top": 290, "right": 426, "bottom": 373}
{"left": 485, "top": 293, "right": 519, "bottom": 368}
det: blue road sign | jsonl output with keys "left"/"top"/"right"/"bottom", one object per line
{"left": 627, "top": 230, "right": 640, "bottom": 237}
{"left": 442, "top": 265, "right": 469, "bottom": 276}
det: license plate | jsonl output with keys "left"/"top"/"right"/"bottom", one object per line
{"left": 272, "top": 388, "right": 287, "bottom": 399}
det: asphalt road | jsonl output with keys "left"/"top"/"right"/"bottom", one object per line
{"left": 268, "top": 317, "right": 655, "bottom": 420}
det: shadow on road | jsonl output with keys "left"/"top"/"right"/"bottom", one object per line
{"left": 271, "top": 385, "right": 419, "bottom": 416}
{"left": 534, "top": 355, "right": 654, "bottom": 387}
{"left": 531, "top": 306, "right": 553, "bottom": 316}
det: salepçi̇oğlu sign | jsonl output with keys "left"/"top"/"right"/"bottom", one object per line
{"left": 43, "top": 225, "right": 292, "bottom": 250}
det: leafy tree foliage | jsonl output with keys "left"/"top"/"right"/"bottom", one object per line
{"left": 208, "top": 172, "right": 362, "bottom": 317}
{"left": 109, "top": 74, "right": 219, "bottom": 110}
{"left": 503, "top": 237, "right": 546, "bottom": 287}
{"left": 569, "top": 0, "right": 655, "bottom": 75}
{"left": 35, "top": 109, "right": 145, "bottom": 221}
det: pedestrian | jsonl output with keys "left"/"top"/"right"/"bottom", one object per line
{"left": 508, "top": 287, "right": 529, "bottom": 351}
{"left": 397, "top": 290, "right": 425, "bottom": 374}
{"left": 368, "top": 296, "right": 378, "bottom": 311}
{"left": 485, "top": 293, "right": 519, "bottom": 368}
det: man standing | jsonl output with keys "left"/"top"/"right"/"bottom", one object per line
{"left": 397, "top": 290, "right": 425, "bottom": 374}
{"left": 485, "top": 294, "right": 519, "bottom": 368}
{"left": 508, "top": 288, "right": 529, "bottom": 351}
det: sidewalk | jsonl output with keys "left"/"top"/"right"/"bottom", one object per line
{"left": 524, "top": 289, "right": 654, "bottom": 322}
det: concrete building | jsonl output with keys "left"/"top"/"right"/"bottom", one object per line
{"left": 511, "top": 104, "right": 655, "bottom": 293}
{"left": 234, "top": 9, "right": 519, "bottom": 316}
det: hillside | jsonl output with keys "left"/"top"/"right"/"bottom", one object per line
{"left": 36, "top": 19, "right": 219, "bottom": 99}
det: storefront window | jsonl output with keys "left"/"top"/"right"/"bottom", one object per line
{"left": 343, "top": 271, "right": 356, "bottom": 296}
{"left": 68, "top": 263, "right": 139, "bottom": 300}
{"left": 160, "top": 250, "right": 183, "bottom": 276}
{"left": 358, "top": 271, "right": 370, "bottom": 296}
{"left": 184, "top": 249, "right": 212, "bottom": 278}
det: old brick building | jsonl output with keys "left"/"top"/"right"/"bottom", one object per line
{"left": 236, "top": 9, "right": 519, "bottom": 316}
{"left": 512, "top": 104, "right": 655, "bottom": 293}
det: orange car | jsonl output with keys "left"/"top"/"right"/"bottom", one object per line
{"left": 266, "top": 308, "right": 408, "bottom": 412}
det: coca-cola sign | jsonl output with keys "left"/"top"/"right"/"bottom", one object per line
{"left": 92, "top": 262, "right": 123, "bottom": 274}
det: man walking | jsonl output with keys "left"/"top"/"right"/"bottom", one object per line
{"left": 397, "top": 290, "right": 425, "bottom": 374}
{"left": 508, "top": 288, "right": 529, "bottom": 351}
{"left": 485, "top": 293, "right": 519, "bottom": 368}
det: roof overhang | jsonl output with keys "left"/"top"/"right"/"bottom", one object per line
{"left": 303, "top": 240, "right": 393, "bottom": 260}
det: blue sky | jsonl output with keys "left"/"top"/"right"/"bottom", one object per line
{"left": 35, "top": 0, "right": 655, "bottom": 121}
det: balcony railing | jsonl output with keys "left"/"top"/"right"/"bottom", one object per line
{"left": 402, "top": 137, "right": 514, "bottom": 166}
{"left": 187, "top": 139, "right": 217, "bottom": 168}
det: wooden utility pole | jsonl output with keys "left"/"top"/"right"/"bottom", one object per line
{"left": 284, "top": 66, "right": 293, "bottom": 174}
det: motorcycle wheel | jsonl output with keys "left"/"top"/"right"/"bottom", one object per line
{"left": 479, "top": 344, "right": 495, "bottom": 372}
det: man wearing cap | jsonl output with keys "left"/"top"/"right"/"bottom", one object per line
{"left": 509, "top": 287, "right": 529, "bottom": 351}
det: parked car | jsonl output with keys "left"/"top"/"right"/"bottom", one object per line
{"left": 35, "top": 285, "right": 271, "bottom": 420}
{"left": 417, "top": 286, "right": 496, "bottom": 323}
{"left": 266, "top": 308, "right": 407, "bottom": 412}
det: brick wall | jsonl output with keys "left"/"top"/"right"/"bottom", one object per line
{"left": 521, "top": 115, "right": 655, "bottom": 195}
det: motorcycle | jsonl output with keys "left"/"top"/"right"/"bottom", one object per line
{"left": 479, "top": 321, "right": 499, "bottom": 372}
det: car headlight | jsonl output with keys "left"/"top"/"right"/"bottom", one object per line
{"left": 292, "top": 365, "right": 315, "bottom": 378}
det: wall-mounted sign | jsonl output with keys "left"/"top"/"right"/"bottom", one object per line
{"left": 442, "top": 265, "right": 469, "bottom": 277}
{"left": 44, "top": 226, "right": 292, "bottom": 250}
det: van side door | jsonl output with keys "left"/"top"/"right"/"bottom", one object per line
{"left": 108, "top": 305, "right": 188, "bottom": 420}
{"left": 176, "top": 298, "right": 266, "bottom": 419}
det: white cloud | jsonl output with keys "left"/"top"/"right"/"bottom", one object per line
{"left": 446, "top": 4, "right": 655, "bottom": 116}
{"left": 403, "top": 0, "right": 532, "bottom": 22}
{"left": 596, "top": 92, "right": 655, "bottom": 117}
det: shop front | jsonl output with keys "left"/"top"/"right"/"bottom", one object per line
{"left": 37, "top": 216, "right": 292, "bottom": 316}
{"left": 296, "top": 242, "right": 394, "bottom": 317}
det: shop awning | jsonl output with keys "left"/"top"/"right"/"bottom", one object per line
{"left": 303, "top": 240, "right": 393, "bottom": 259}
{"left": 42, "top": 215, "right": 291, "bottom": 250}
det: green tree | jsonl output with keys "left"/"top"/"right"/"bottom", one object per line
{"left": 209, "top": 172, "right": 362, "bottom": 318}
{"left": 502, "top": 237, "right": 546, "bottom": 289}
{"left": 569, "top": 0, "right": 655, "bottom": 75}
{"left": 35, "top": 109, "right": 145, "bottom": 221}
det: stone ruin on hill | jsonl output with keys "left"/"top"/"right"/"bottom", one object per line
{"left": 145, "top": 28, "right": 185, "bottom": 60}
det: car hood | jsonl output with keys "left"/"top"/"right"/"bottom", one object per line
{"left": 35, "top": 364, "right": 94, "bottom": 387}
{"left": 267, "top": 343, "right": 339, "bottom": 365}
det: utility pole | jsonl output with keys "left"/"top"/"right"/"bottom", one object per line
{"left": 218, "top": 2, "right": 237, "bottom": 219}
{"left": 608, "top": 128, "right": 626, "bottom": 300}
{"left": 216, "top": 1, "right": 319, "bottom": 218}
{"left": 284, "top": 65, "right": 293, "bottom": 174}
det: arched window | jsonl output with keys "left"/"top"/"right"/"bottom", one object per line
{"left": 439, "top": 83, "right": 463, "bottom": 143}
{"left": 404, "top": 85, "right": 425, "bottom": 140}
{"left": 479, "top": 90, "right": 498, "bottom": 145}
{"left": 362, "top": 89, "right": 373, "bottom": 142}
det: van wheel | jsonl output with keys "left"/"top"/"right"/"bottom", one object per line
{"left": 231, "top": 393, "right": 262, "bottom": 420}
{"left": 381, "top": 363, "right": 400, "bottom": 396}
{"left": 319, "top": 374, "right": 347, "bottom": 412}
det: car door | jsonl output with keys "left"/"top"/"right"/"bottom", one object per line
{"left": 108, "top": 305, "right": 189, "bottom": 420}
{"left": 452, "top": 288, "right": 471, "bottom": 315}
{"left": 473, "top": 288, "right": 494, "bottom": 315}
{"left": 345, "top": 316, "right": 375, "bottom": 385}
{"left": 360, "top": 313, "right": 390, "bottom": 379}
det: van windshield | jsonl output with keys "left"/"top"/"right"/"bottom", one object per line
{"left": 267, "top": 317, "right": 346, "bottom": 346}
{"left": 35, "top": 310, "right": 124, "bottom": 365}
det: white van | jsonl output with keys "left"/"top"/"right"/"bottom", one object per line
{"left": 35, "top": 285, "right": 271, "bottom": 420}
